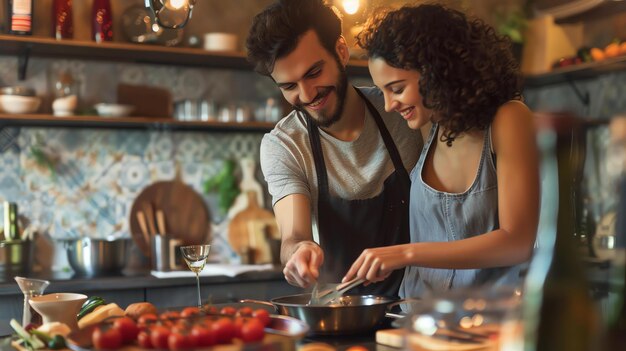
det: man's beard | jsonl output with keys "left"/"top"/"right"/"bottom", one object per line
{"left": 294, "top": 63, "right": 348, "bottom": 128}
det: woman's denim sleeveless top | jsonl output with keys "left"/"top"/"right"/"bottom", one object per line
{"left": 399, "top": 123, "right": 521, "bottom": 299}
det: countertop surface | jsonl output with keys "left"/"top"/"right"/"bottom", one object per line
{"left": 0, "top": 266, "right": 286, "bottom": 295}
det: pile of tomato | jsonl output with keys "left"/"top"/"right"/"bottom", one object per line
{"left": 91, "top": 306, "right": 271, "bottom": 350}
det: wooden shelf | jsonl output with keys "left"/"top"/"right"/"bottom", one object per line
{"left": 0, "top": 35, "right": 370, "bottom": 76}
{"left": 0, "top": 114, "right": 275, "bottom": 132}
{"left": 524, "top": 55, "right": 626, "bottom": 88}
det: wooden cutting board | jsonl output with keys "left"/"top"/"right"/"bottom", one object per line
{"left": 228, "top": 191, "right": 279, "bottom": 264}
{"left": 130, "top": 179, "right": 211, "bottom": 257}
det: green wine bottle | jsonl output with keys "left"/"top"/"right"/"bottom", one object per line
{"left": 522, "top": 113, "right": 601, "bottom": 351}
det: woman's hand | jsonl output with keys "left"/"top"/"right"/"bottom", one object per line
{"left": 342, "top": 244, "right": 412, "bottom": 284}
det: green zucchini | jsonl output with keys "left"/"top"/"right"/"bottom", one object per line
{"left": 77, "top": 296, "right": 105, "bottom": 320}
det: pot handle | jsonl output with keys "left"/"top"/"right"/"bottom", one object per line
{"left": 239, "top": 299, "right": 279, "bottom": 313}
{"left": 384, "top": 297, "right": 421, "bottom": 319}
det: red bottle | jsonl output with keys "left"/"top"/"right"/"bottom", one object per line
{"left": 52, "top": 0, "right": 73, "bottom": 39}
{"left": 92, "top": 0, "right": 112, "bottom": 43}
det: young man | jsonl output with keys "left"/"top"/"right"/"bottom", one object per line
{"left": 246, "top": 0, "right": 421, "bottom": 297}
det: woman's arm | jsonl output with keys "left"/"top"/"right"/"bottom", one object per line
{"left": 343, "top": 101, "right": 540, "bottom": 283}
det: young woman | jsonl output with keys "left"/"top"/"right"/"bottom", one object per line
{"left": 342, "top": 4, "right": 540, "bottom": 298}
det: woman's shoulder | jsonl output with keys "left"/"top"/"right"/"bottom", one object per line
{"left": 491, "top": 100, "right": 535, "bottom": 152}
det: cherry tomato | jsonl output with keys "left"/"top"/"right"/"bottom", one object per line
{"left": 203, "top": 305, "right": 218, "bottom": 315}
{"left": 160, "top": 310, "right": 181, "bottom": 320}
{"left": 92, "top": 325, "right": 123, "bottom": 350}
{"left": 220, "top": 306, "right": 237, "bottom": 316}
{"left": 211, "top": 317, "right": 235, "bottom": 344}
{"left": 236, "top": 307, "right": 253, "bottom": 317}
{"left": 168, "top": 332, "right": 196, "bottom": 351}
{"left": 180, "top": 306, "right": 200, "bottom": 318}
{"left": 240, "top": 319, "right": 265, "bottom": 343}
{"left": 252, "top": 309, "right": 271, "bottom": 327}
{"left": 112, "top": 316, "right": 140, "bottom": 344}
{"left": 149, "top": 325, "right": 171, "bottom": 350}
{"left": 191, "top": 325, "right": 216, "bottom": 347}
{"left": 137, "top": 330, "right": 153, "bottom": 349}
{"left": 137, "top": 313, "right": 158, "bottom": 327}
{"left": 232, "top": 317, "right": 246, "bottom": 339}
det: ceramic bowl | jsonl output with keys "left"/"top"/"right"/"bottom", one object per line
{"left": 29, "top": 293, "right": 87, "bottom": 330}
{"left": 0, "top": 95, "right": 41, "bottom": 114}
{"left": 94, "top": 103, "right": 134, "bottom": 118}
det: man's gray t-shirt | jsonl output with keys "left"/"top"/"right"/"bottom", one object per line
{"left": 260, "top": 86, "right": 422, "bottom": 241}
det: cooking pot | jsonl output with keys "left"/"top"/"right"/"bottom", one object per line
{"left": 242, "top": 293, "right": 414, "bottom": 335}
{"left": 63, "top": 238, "right": 130, "bottom": 277}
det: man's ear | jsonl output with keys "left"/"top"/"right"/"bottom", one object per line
{"left": 336, "top": 36, "right": 350, "bottom": 65}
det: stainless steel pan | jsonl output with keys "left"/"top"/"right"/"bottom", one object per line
{"left": 242, "top": 293, "right": 413, "bottom": 335}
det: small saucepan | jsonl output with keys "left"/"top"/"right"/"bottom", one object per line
{"left": 241, "top": 293, "right": 416, "bottom": 335}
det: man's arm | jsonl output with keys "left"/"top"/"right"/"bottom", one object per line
{"left": 274, "top": 193, "right": 323, "bottom": 288}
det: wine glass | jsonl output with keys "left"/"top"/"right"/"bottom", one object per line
{"left": 180, "top": 244, "right": 211, "bottom": 308}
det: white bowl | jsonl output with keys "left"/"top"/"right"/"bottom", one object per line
{"left": 0, "top": 95, "right": 41, "bottom": 114}
{"left": 29, "top": 293, "right": 87, "bottom": 331}
{"left": 95, "top": 103, "right": 134, "bottom": 118}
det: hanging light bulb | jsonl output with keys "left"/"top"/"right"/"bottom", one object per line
{"left": 342, "top": 0, "right": 360, "bottom": 14}
{"left": 167, "top": 0, "right": 186, "bottom": 10}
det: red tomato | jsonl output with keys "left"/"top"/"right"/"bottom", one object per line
{"left": 240, "top": 319, "right": 265, "bottom": 343}
{"left": 205, "top": 305, "right": 219, "bottom": 315}
{"left": 211, "top": 317, "right": 235, "bottom": 344}
{"left": 252, "top": 309, "right": 271, "bottom": 327}
{"left": 236, "top": 307, "right": 253, "bottom": 317}
{"left": 220, "top": 306, "right": 237, "bottom": 316}
{"left": 190, "top": 325, "right": 216, "bottom": 347}
{"left": 180, "top": 306, "right": 200, "bottom": 318}
{"left": 92, "top": 325, "right": 123, "bottom": 350}
{"left": 168, "top": 332, "right": 196, "bottom": 351}
{"left": 232, "top": 317, "right": 245, "bottom": 339}
{"left": 137, "top": 313, "right": 158, "bottom": 327}
{"left": 112, "top": 317, "right": 140, "bottom": 344}
{"left": 160, "top": 311, "right": 181, "bottom": 320}
{"left": 149, "top": 325, "right": 171, "bottom": 350}
{"left": 137, "top": 330, "right": 153, "bottom": 349}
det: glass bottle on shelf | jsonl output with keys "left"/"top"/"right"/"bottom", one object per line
{"left": 92, "top": 0, "right": 113, "bottom": 43}
{"left": 522, "top": 113, "right": 601, "bottom": 351}
{"left": 7, "top": 0, "right": 33, "bottom": 35}
{"left": 52, "top": 0, "right": 73, "bottom": 40}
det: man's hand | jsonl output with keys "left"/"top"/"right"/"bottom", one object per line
{"left": 283, "top": 241, "right": 324, "bottom": 288}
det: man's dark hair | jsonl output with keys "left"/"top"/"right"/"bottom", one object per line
{"left": 246, "top": 0, "right": 343, "bottom": 76}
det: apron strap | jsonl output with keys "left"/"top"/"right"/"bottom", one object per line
{"left": 354, "top": 88, "right": 411, "bottom": 188}
{"left": 306, "top": 113, "right": 329, "bottom": 196}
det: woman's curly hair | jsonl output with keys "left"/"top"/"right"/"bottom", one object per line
{"left": 357, "top": 4, "right": 522, "bottom": 145}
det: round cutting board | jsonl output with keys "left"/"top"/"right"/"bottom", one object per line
{"left": 130, "top": 180, "right": 211, "bottom": 257}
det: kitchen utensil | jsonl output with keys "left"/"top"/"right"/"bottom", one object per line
{"left": 63, "top": 238, "right": 130, "bottom": 277}
{"left": 130, "top": 178, "right": 210, "bottom": 257}
{"left": 156, "top": 210, "right": 167, "bottom": 234}
{"left": 136, "top": 211, "right": 150, "bottom": 246}
{"left": 228, "top": 191, "right": 278, "bottom": 264}
{"left": 151, "top": 234, "right": 171, "bottom": 272}
{"left": 29, "top": 293, "right": 87, "bottom": 331}
{"left": 142, "top": 201, "right": 158, "bottom": 235}
{"left": 309, "top": 277, "right": 366, "bottom": 305}
{"left": 121, "top": 5, "right": 183, "bottom": 46}
{"left": 15, "top": 276, "right": 49, "bottom": 326}
{"left": 242, "top": 294, "right": 412, "bottom": 335}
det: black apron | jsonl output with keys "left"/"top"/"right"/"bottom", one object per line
{"left": 306, "top": 88, "right": 411, "bottom": 298}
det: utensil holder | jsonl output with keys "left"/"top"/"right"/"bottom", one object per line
{"left": 151, "top": 235, "right": 170, "bottom": 271}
